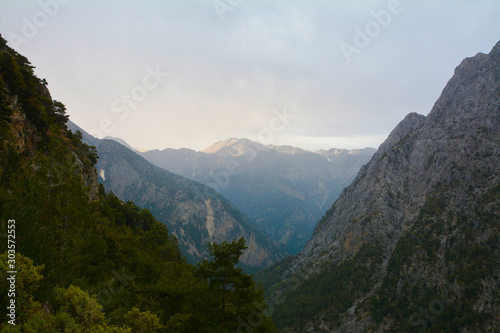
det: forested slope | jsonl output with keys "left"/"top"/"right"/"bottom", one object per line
{"left": 0, "top": 35, "right": 274, "bottom": 332}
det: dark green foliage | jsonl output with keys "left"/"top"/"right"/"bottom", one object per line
{"left": 0, "top": 51, "right": 26, "bottom": 96}
{"left": 0, "top": 34, "right": 276, "bottom": 332}
{"left": 0, "top": 77, "right": 13, "bottom": 138}
{"left": 50, "top": 100, "right": 69, "bottom": 127}
{"left": 255, "top": 255, "right": 297, "bottom": 291}
{"left": 196, "top": 237, "right": 276, "bottom": 332}
{"left": 271, "top": 243, "right": 383, "bottom": 330}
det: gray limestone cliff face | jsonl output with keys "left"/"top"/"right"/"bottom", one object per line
{"left": 279, "top": 41, "right": 500, "bottom": 331}
{"left": 291, "top": 41, "right": 500, "bottom": 275}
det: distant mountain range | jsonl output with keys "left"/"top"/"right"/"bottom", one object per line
{"left": 68, "top": 122, "right": 284, "bottom": 271}
{"left": 140, "top": 138, "right": 375, "bottom": 254}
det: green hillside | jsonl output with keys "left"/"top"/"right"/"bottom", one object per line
{"left": 0, "top": 35, "right": 274, "bottom": 332}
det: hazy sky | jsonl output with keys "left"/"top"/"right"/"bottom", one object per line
{"left": 1, "top": 0, "right": 499, "bottom": 151}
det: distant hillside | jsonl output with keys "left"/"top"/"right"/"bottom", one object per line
{"left": 68, "top": 122, "right": 284, "bottom": 271}
{"left": 261, "top": 40, "right": 500, "bottom": 332}
{"left": 141, "top": 138, "right": 375, "bottom": 254}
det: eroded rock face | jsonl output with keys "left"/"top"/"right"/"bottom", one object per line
{"left": 278, "top": 41, "right": 500, "bottom": 331}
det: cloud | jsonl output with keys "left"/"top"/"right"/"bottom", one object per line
{"left": 0, "top": 0, "right": 499, "bottom": 151}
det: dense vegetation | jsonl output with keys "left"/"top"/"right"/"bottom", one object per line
{"left": 0, "top": 35, "right": 274, "bottom": 332}
{"left": 261, "top": 243, "right": 383, "bottom": 331}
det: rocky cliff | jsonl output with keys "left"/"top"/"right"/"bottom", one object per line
{"left": 268, "top": 41, "right": 500, "bottom": 332}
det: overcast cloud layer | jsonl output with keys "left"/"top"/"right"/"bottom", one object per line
{"left": 1, "top": 0, "right": 499, "bottom": 151}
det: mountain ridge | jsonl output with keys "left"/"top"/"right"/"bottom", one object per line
{"left": 146, "top": 136, "right": 376, "bottom": 157}
{"left": 266, "top": 40, "right": 500, "bottom": 332}
{"left": 293, "top": 43, "right": 500, "bottom": 275}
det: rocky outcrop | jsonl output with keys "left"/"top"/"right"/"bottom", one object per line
{"left": 274, "top": 41, "right": 500, "bottom": 332}
{"left": 2, "top": 81, "right": 99, "bottom": 201}
{"left": 8, "top": 98, "right": 37, "bottom": 155}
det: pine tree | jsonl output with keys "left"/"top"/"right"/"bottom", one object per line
{"left": 196, "top": 237, "right": 275, "bottom": 332}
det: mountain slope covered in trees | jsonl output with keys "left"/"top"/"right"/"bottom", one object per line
{"left": 0, "top": 35, "right": 275, "bottom": 332}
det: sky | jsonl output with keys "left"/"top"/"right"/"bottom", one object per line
{"left": 0, "top": 0, "right": 499, "bottom": 152}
